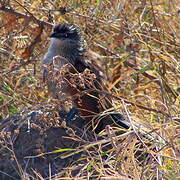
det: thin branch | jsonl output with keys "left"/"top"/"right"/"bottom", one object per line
{"left": 0, "top": 6, "right": 52, "bottom": 27}
{"left": 93, "top": 89, "right": 171, "bottom": 117}
{"left": 123, "top": 100, "right": 162, "bottom": 166}
{"left": 95, "top": 42, "right": 162, "bottom": 87}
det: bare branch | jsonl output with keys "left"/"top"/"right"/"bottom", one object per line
{"left": 0, "top": 6, "right": 52, "bottom": 27}
{"left": 95, "top": 42, "right": 162, "bottom": 87}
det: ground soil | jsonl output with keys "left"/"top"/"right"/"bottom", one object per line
{"left": 0, "top": 106, "right": 95, "bottom": 179}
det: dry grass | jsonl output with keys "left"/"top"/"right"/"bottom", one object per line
{"left": 0, "top": 0, "right": 179, "bottom": 179}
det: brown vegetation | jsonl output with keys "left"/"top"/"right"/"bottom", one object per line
{"left": 0, "top": 0, "right": 179, "bottom": 179}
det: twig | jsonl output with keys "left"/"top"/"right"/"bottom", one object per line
{"left": 122, "top": 100, "right": 162, "bottom": 166}
{"left": 13, "top": 0, "right": 38, "bottom": 22}
{"left": 66, "top": 87, "right": 170, "bottom": 117}
{"left": 0, "top": 6, "right": 52, "bottom": 27}
{"left": 94, "top": 89, "right": 171, "bottom": 117}
{"left": 95, "top": 42, "right": 162, "bottom": 86}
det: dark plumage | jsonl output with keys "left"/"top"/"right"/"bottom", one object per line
{"left": 43, "top": 24, "right": 103, "bottom": 78}
{"left": 42, "top": 23, "right": 129, "bottom": 132}
{"left": 50, "top": 24, "right": 83, "bottom": 42}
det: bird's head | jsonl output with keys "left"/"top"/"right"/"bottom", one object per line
{"left": 43, "top": 23, "right": 87, "bottom": 66}
{"left": 50, "top": 23, "right": 82, "bottom": 41}
{"left": 49, "top": 24, "right": 86, "bottom": 53}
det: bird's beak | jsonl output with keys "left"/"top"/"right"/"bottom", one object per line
{"left": 50, "top": 32, "right": 59, "bottom": 38}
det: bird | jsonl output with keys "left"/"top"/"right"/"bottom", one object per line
{"left": 42, "top": 23, "right": 129, "bottom": 133}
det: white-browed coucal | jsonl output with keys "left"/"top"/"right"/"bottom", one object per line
{"left": 42, "top": 23, "right": 129, "bottom": 133}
